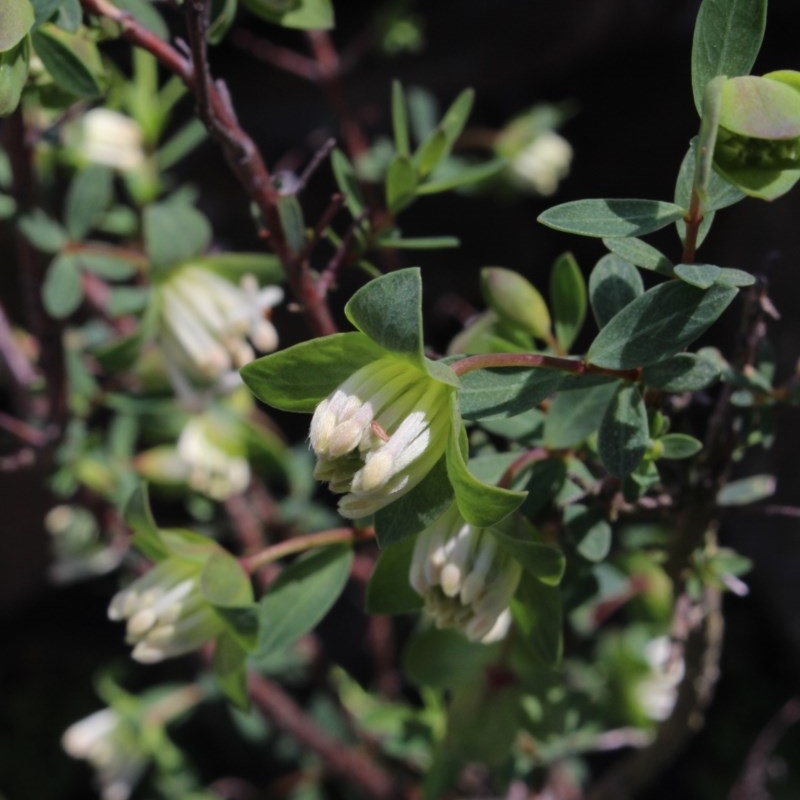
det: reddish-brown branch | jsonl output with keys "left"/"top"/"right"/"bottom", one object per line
{"left": 247, "top": 674, "right": 402, "bottom": 800}
{"left": 681, "top": 186, "right": 703, "bottom": 265}
{"left": 79, "top": 0, "right": 337, "bottom": 338}
{"left": 450, "top": 352, "right": 642, "bottom": 382}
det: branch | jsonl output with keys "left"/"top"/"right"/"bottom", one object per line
{"left": 79, "top": 0, "right": 337, "bottom": 338}
{"left": 247, "top": 674, "right": 402, "bottom": 800}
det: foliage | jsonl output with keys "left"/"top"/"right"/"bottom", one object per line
{"left": 1, "top": 0, "right": 798, "bottom": 799}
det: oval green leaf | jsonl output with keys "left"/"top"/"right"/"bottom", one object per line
{"left": 588, "top": 253, "right": 644, "bottom": 329}
{"left": 538, "top": 199, "right": 686, "bottom": 238}
{"left": 597, "top": 383, "right": 648, "bottom": 477}
{"left": 587, "top": 281, "right": 738, "bottom": 370}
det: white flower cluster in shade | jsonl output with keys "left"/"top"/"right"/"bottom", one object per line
{"left": 177, "top": 416, "right": 250, "bottom": 500}
{"left": 156, "top": 266, "right": 283, "bottom": 384}
{"left": 410, "top": 505, "right": 522, "bottom": 644}
{"left": 62, "top": 708, "right": 147, "bottom": 800}
{"left": 75, "top": 108, "right": 147, "bottom": 173}
{"left": 509, "top": 130, "right": 573, "bottom": 196}
{"left": 309, "top": 356, "right": 451, "bottom": 519}
{"left": 108, "top": 559, "right": 223, "bottom": 663}
{"left": 635, "top": 636, "right": 686, "bottom": 721}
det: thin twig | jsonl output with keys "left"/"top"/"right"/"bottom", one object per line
{"left": 318, "top": 211, "right": 369, "bottom": 297}
{"left": 243, "top": 526, "right": 375, "bottom": 573}
{"left": 728, "top": 697, "right": 800, "bottom": 800}
{"left": 297, "top": 136, "right": 337, "bottom": 191}
{"left": 0, "top": 300, "right": 37, "bottom": 414}
{"left": 247, "top": 674, "right": 402, "bottom": 800}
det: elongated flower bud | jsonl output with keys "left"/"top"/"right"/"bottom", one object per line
{"left": 409, "top": 505, "right": 521, "bottom": 643}
{"left": 108, "top": 558, "right": 224, "bottom": 663}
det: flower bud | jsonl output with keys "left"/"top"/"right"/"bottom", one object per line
{"left": 154, "top": 264, "right": 283, "bottom": 385}
{"left": 108, "top": 558, "right": 225, "bottom": 663}
{"left": 409, "top": 505, "right": 521, "bottom": 644}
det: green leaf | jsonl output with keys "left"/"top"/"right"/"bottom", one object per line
{"left": 416, "top": 159, "right": 505, "bottom": 195}
{"left": 144, "top": 201, "right": 211, "bottom": 270}
{"left": 602, "top": 237, "right": 674, "bottom": 277}
{"left": 446, "top": 421, "right": 526, "bottom": 528}
{"left": 73, "top": 251, "right": 137, "bottom": 281}
{"left": 565, "top": 505, "right": 612, "bottom": 562}
{"left": 403, "top": 627, "right": 500, "bottom": 690}
{"left": 674, "top": 262, "right": 755, "bottom": 288}
{"left": 588, "top": 254, "right": 644, "bottom": 329}
{"left": 54, "top": 0, "right": 79, "bottom": 30}
{"left": 716, "top": 474, "right": 775, "bottom": 506}
{"left": 241, "top": 332, "right": 384, "bottom": 412}
{"left": 345, "top": 267, "right": 424, "bottom": 362}
{"left": 253, "top": 545, "right": 353, "bottom": 661}
{"left": 385, "top": 153, "right": 417, "bottom": 213}
{"left": 156, "top": 118, "right": 207, "bottom": 170}
{"left": 538, "top": 199, "right": 686, "bottom": 239}
{"left": 239, "top": 0, "right": 334, "bottom": 29}
{"left": 208, "top": 0, "right": 237, "bottom": 44}
{"left": 277, "top": 194, "right": 305, "bottom": 255}
{"left": 543, "top": 377, "right": 619, "bottom": 449}
{"left": 521, "top": 458, "right": 568, "bottom": 518}
{"left": 32, "top": 25, "right": 103, "bottom": 98}
{"left": 65, "top": 164, "right": 114, "bottom": 240}
{"left": 376, "top": 234, "right": 459, "bottom": 250}
{"left": 114, "top": 0, "right": 169, "bottom": 39}
{"left": 439, "top": 88, "right": 474, "bottom": 153}
{"left": 42, "top": 253, "right": 82, "bottom": 318}
{"left": 214, "top": 605, "right": 260, "bottom": 653}
{"left": 712, "top": 160, "right": 800, "bottom": 201}
{"left": 213, "top": 632, "right": 249, "bottom": 711}
{"left": 658, "top": 433, "right": 703, "bottom": 459}
{"left": 482, "top": 267, "right": 551, "bottom": 341}
{"left": 198, "top": 252, "right": 284, "bottom": 284}
{"left": 491, "top": 518, "right": 565, "bottom": 586}
{"left": 330, "top": 148, "right": 365, "bottom": 218}
{"left": 642, "top": 353, "right": 721, "bottom": 392}
{"left": 108, "top": 287, "right": 149, "bottom": 316}
{"left": 373, "top": 456, "right": 454, "bottom": 547}
{"left": 200, "top": 550, "right": 253, "bottom": 608}
{"left": 718, "top": 76, "right": 800, "bottom": 139}
{"left": 391, "top": 79, "right": 410, "bottom": 157}
{"left": 414, "top": 128, "right": 448, "bottom": 179}
{"left": 18, "top": 208, "right": 67, "bottom": 252}
{"left": 512, "top": 574, "right": 562, "bottom": 667}
{"left": 0, "top": 37, "right": 30, "bottom": 117}
{"left": 457, "top": 366, "right": 564, "bottom": 421}
{"left": 691, "top": 0, "right": 767, "bottom": 113}
{"left": 587, "top": 281, "right": 738, "bottom": 370}
{"left": 365, "top": 534, "right": 424, "bottom": 614}
{"left": 0, "top": 0, "right": 34, "bottom": 51}
{"left": 549, "top": 252, "right": 586, "bottom": 352}
{"left": 0, "top": 194, "right": 16, "bottom": 217}
{"left": 597, "top": 383, "right": 648, "bottom": 477}
{"left": 124, "top": 483, "right": 170, "bottom": 562}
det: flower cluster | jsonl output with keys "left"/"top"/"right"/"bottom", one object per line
{"left": 62, "top": 708, "right": 147, "bottom": 800}
{"left": 155, "top": 265, "right": 283, "bottom": 385}
{"left": 108, "top": 557, "right": 224, "bottom": 663}
{"left": 309, "top": 356, "right": 452, "bottom": 518}
{"left": 176, "top": 414, "right": 250, "bottom": 500}
{"left": 409, "top": 505, "right": 521, "bottom": 643}
{"left": 635, "top": 636, "right": 685, "bottom": 722}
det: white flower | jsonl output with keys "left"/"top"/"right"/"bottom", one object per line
{"left": 508, "top": 131, "right": 573, "bottom": 196}
{"left": 409, "top": 505, "right": 522, "bottom": 643}
{"left": 155, "top": 265, "right": 283, "bottom": 385}
{"left": 635, "top": 636, "right": 685, "bottom": 721}
{"left": 75, "top": 109, "right": 146, "bottom": 172}
{"left": 108, "top": 559, "right": 224, "bottom": 663}
{"left": 309, "top": 356, "right": 452, "bottom": 519}
{"left": 176, "top": 415, "right": 250, "bottom": 500}
{"left": 62, "top": 708, "right": 147, "bottom": 800}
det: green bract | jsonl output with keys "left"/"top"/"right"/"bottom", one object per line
{"left": 241, "top": 268, "right": 526, "bottom": 543}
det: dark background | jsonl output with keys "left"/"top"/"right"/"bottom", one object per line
{"left": 2, "top": 1, "right": 800, "bottom": 797}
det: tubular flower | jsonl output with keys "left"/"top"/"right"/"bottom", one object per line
{"left": 176, "top": 415, "right": 250, "bottom": 500}
{"left": 62, "top": 708, "right": 147, "bottom": 800}
{"left": 155, "top": 264, "right": 283, "bottom": 384}
{"left": 309, "top": 355, "right": 452, "bottom": 519}
{"left": 409, "top": 505, "right": 522, "bottom": 644}
{"left": 108, "top": 557, "right": 225, "bottom": 663}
